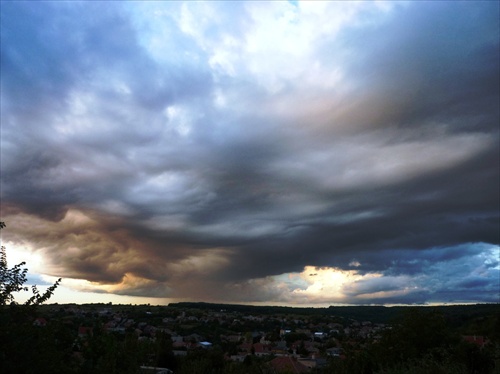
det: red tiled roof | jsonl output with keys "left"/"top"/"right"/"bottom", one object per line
{"left": 253, "top": 343, "right": 270, "bottom": 353}
{"left": 270, "top": 356, "right": 309, "bottom": 373}
{"left": 33, "top": 317, "right": 47, "bottom": 326}
{"left": 239, "top": 342, "right": 271, "bottom": 354}
{"left": 78, "top": 326, "right": 93, "bottom": 337}
{"left": 463, "top": 335, "right": 487, "bottom": 347}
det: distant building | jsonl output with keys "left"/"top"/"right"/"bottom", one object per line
{"left": 139, "top": 366, "right": 173, "bottom": 374}
{"left": 280, "top": 328, "right": 292, "bottom": 336}
{"left": 199, "top": 341, "right": 213, "bottom": 349}
{"left": 78, "top": 326, "right": 93, "bottom": 339}
{"left": 463, "top": 335, "right": 489, "bottom": 349}
{"left": 270, "top": 356, "right": 310, "bottom": 373}
{"left": 33, "top": 317, "right": 47, "bottom": 327}
{"left": 326, "top": 347, "right": 342, "bottom": 357}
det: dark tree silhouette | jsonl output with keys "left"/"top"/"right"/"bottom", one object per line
{"left": 0, "top": 221, "right": 75, "bottom": 374}
{"left": 0, "top": 222, "right": 61, "bottom": 306}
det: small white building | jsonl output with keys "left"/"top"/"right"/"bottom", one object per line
{"left": 199, "top": 341, "right": 212, "bottom": 349}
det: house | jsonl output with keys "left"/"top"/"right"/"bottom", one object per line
{"left": 239, "top": 342, "right": 272, "bottom": 356}
{"left": 270, "top": 356, "right": 310, "bottom": 373}
{"left": 326, "top": 347, "right": 342, "bottom": 357}
{"left": 185, "top": 333, "right": 203, "bottom": 342}
{"left": 463, "top": 335, "right": 488, "bottom": 348}
{"left": 78, "top": 326, "right": 93, "bottom": 339}
{"left": 223, "top": 334, "right": 242, "bottom": 343}
{"left": 272, "top": 340, "right": 288, "bottom": 355}
{"left": 171, "top": 334, "right": 183, "bottom": 343}
{"left": 300, "top": 340, "right": 319, "bottom": 354}
{"left": 33, "top": 317, "right": 47, "bottom": 327}
{"left": 139, "top": 366, "right": 173, "bottom": 374}
{"left": 172, "top": 350, "right": 188, "bottom": 356}
{"left": 172, "top": 341, "right": 189, "bottom": 349}
{"left": 314, "top": 332, "right": 326, "bottom": 339}
{"left": 229, "top": 354, "right": 247, "bottom": 362}
{"left": 296, "top": 328, "right": 311, "bottom": 335}
{"left": 298, "top": 356, "right": 328, "bottom": 370}
{"left": 198, "top": 341, "right": 212, "bottom": 349}
{"left": 253, "top": 342, "right": 272, "bottom": 357}
{"left": 280, "top": 328, "right": 292, "bottom": 337}
{"left": 238, "top": 342, "right": 253, "bottom": 353}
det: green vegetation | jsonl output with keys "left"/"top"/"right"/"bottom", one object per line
{"left": 324, "top": 308, "right": 498, "bottom": 374}
{"left": 0, "top": 222, "right": 61, "bottom": 307}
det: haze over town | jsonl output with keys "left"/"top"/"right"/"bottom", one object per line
{"left": 1, "top": 1, "right": 499, "bottom": 306}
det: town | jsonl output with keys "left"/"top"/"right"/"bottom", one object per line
{"left": 5, "top": 302, "right": 497, "bottom": 374}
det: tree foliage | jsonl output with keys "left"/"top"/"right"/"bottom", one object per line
{"left": 1, "top": 221, "right": 72, "bottom": 373}
{"left": 0, "top": 222, "right": 61, "bottom": 306}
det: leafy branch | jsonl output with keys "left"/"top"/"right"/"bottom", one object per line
{"left": 0, "top": 222, "right": 61, "bottom": 306}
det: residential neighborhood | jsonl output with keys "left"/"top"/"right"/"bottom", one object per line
{"left": 9, "top": 302, "right": 496, "bottom": 373}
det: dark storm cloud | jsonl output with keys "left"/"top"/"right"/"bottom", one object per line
{"left": 1, "top": 2, "right": 211, "bottom": 110}
{"left": 1, "top": 2, "right": 212, "bottom": 220}
{"left": 1, "top": 1, "right": 498, "bottom": 304}
{"left": 321, "top": 1, "right": 499, "bottom": 134}
{"left": 206, "top": 143, "right": 499, "bottom": 284}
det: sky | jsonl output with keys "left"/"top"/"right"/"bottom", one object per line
{"left": 1, "top": 1, "right": 499, "bottom": 307}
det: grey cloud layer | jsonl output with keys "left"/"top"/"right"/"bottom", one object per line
{"left": 1, "top": 1, "right": 498, "bottom": 304}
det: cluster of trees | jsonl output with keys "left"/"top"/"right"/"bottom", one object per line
{"left": 172, "top": 302, "right": 500, "bottom": 326}
{"left": 325, "top": 309, "right": 498, "bottom": 374}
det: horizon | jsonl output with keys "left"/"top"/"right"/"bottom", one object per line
{"left": 25, "top": 299, "right": 500, "bottom": 309}
{"left": 1, "top": 1, "right": 499, "bottom": 307}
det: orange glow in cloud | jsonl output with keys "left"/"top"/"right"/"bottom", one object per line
{"left": 286, "top": 266, "right": 380, "bottom": 303}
